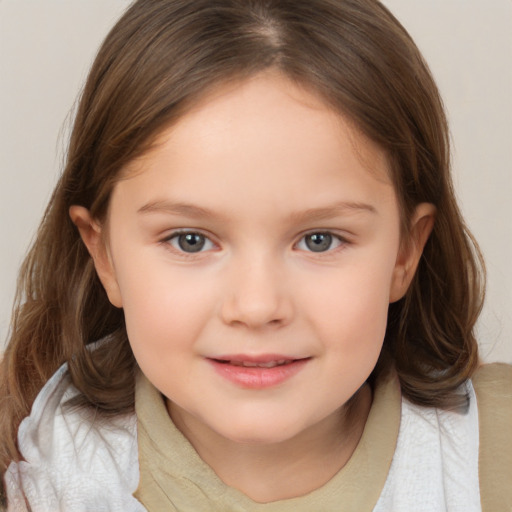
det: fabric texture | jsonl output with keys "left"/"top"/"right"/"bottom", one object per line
{"left": 4, "top": 364, "right": 144, "bottom": 512}
{"left": 4, "top": 363, "right": 511, "bottom": 511}
{"left": 374, "top": 383, "right": 481, "bottom": 511}
{"left": 472, "top": 363, "right": 512, "bottom": 511}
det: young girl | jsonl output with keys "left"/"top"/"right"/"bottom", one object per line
{"left": 1, "top": 0, "right": 511, "bottom": 510}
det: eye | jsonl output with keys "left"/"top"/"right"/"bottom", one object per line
{"left": 167, "top": 232, "right": 215, "bottom": 253}
{"left": 296, "top": 232, "right": 344, "bottom": 253}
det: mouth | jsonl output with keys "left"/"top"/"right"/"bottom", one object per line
{"left": 207, "top": 355, "right": 311, "bottom": 389}
{"left": 212, "top": 358, "right": 297, "bottom": 368}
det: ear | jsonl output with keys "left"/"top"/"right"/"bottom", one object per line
{"left": 389, "top": 203, "right": 436, "bottom": 303}
{"left": 69, "top": 205, "right": 123, "bottom": 308}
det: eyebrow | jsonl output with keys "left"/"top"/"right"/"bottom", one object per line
{"left": 137, "top": 199, "right": 377, "bottom": 221}
{"left": 138, "top": 200, "right": 214, "bottom": 218}
{"left": 289, "top": 202, "right": 377, "bottom": 224}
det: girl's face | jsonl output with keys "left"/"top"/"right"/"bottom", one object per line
{"left": 77, "top": 72, "right": 431, "bottom": 447}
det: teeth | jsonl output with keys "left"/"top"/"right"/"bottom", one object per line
{"left": 230, "top": 360, "right": 289, "bottom": 368}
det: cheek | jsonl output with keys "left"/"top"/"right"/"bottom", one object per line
{"left": 303, "top": 258, "right": 394, "bottom": 353}
{"left": 113, "top": 256, "right": 216, "bottom": 363}
{"left": 308, "top": 270, "right": 391, "bottom": 400}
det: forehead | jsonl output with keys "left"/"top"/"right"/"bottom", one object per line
{"left": 125, "top": 72, "right": 391, "bottom": 182}
{"left": 113, "top": 72, "right": 395, "bottom": 220}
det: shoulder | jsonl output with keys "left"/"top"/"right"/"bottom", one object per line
{"left": 374, "top": 374, "right": 481, "bottom": 511}
{"left": 4, "top": 364, "right": 145, "bottom": 511}
{"left": 471, "top": 362, "right": 512, "bottom": 432}
{"left": 472, "top": 362, "right": 512, "bottom": 395}
{"left": 472, "top": 362, "right": 512, "bottom": 439}
{"left": 472, "top": 363, "right": 512, "bottom": 510}
{"left": 376, "top": 364, "right": 512, "bottom": 511}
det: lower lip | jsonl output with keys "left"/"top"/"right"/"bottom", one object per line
{"left": 208, "top": 359, "right": 309, "bottom": 389}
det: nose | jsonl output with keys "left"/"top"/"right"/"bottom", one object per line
{"left": 219, "top": 255, "right": 293, "bottom": 329}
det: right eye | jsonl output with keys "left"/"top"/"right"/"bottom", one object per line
{"left": 166, "top": 232, "right": 215, "bottom": 253}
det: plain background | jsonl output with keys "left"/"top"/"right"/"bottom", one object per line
{"left": 1, "top": 1, "right": 511, "bottom": 362}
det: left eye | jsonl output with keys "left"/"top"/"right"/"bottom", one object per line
{"left": 167, "top": 232, "right": 215, "bottom": 253}
{"left": 296, "top": 232, "right": 343, "bottom": 253}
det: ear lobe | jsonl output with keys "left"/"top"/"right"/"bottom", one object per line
{"left": 389, "top": 203, "right": 436, "bottom": 303}
{"left": 69, "top": 205, "right": 123, "bottom": 308}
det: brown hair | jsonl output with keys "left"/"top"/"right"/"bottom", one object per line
{"left": 0, "top": 0, "right": 484, "bottom": 480}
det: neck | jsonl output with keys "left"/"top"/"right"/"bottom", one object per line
{"left": 168, "top": 384, "right": 372, "bottom": 503}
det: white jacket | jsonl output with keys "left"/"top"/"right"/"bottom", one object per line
{"left": 4, "top": 365, "right": 144, "bottom": 512}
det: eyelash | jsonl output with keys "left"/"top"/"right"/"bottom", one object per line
{"left": 160, "top": 230, "right": 349, "bottom": 256}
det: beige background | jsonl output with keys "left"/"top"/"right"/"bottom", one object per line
{"left": 1, "top": 1, "right": 511, "bottom": 362}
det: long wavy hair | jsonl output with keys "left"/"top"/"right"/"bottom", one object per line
{"left": 0, "top": 0, "right": 484, "bottom": 481}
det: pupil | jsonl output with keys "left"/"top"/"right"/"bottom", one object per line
{"left": 178, "top": 233, "right": 205, "bottom": 253}
{"left": 306, "top": 233, "right": 332, "bottom": 252}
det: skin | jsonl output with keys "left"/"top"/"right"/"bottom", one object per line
{"left": 71, "top": 72, "right": 434, "bottom": 502}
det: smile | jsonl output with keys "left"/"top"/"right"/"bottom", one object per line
{"left": 207, "top": 355, "right": 310, "bottom": 389}
{"left": 218, "top": 359, "right": 291, "bottom": 368}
